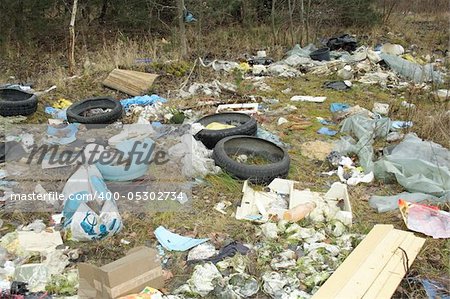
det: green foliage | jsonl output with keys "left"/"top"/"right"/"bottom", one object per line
{"left": 150, "top": 61, "right": 191, "bottom": 77}
{"left": 45, "top": 272, "right": 78, "bottom": 295}
{"left": 331, "top": 0, "right": 381, "bottom": 27}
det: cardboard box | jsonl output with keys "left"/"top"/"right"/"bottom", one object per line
{"left": 78, "top": 246, "right": 164, "bottom": 299}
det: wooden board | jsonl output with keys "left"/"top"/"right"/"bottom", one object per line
{"left": 311, "top": 224, "right": 426, "bottom": 299}
{"left": 103, "top": 69, "right": 158, "bottom": 96}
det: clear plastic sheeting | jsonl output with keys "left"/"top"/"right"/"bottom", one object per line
{"left": 380, "top": 53, "right": 444, "bottom": 84}
{"left": 336, "top": 114, "right": 391, "bottom": 172}
{"left": 374, "top": 133, "right": 450, "bottom": 196}
{"left": 369, "top": 192, "right": 448, "bottom": 213}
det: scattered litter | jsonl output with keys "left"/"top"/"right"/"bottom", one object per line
{"left": 199, "top": 58, "right": 239, "bottom": 72}
{"left": 324, "top": 81, "right": 351, "bottom": 91}
{"left": 181, "top": 80, "right": 236, "bottom": 98}
{"left": 261, "top": 223, "right": 278, "bottom": 239}
{"left": 277, "top": 117, "right": 288, "bottom": 126}
{"left": 179, "top": 263, "right": 222, "bottom": 297}
{"left": 168, "top": 134, "right": 220, "bottom": 178}
{"left": 252, "top": 65, "right": 267, "bottom": 75}
{"left": 399, "top": 199, "right": 450, "bottom": 239}
{"left": 401, "top": 100, "right": 416, "bottom": 109}
{"left": 22, "top": 219, "right": 46, "bottom": 233}
{"left": 256, "top": 127, "right": 288, "bottom": 148}
{"left": 380, "top": 43, "right": 405, "bottom": 56}
{"left": 120, "top": 94, "right": 167, "bottom": 112}
{"left": 330, "top": 103, "right": 350, "bottom": 113}
{"left": 227, "top": 273, "right": 259, "bottom": 297}
{"left": 317, "top": 127, "right": 337, "bottom": 136}
{"left": 327, "top": 34, "right": 357, "bottom": 52}
{"left": 434, "top": 89, "right": 449, "bottom": 101}
{"left": 18, "top": 230, "right": 63, "bottom": 255}
{"left": 216, "top": 103, "right": 258, "bottom": 115}
{"left": 187, "top": 242, "right": 217, "bottom": 261}
{"left": 369, "top": 192, "right": 446, "bottom": 213}
{"left": 52, "top": 98, "right": 72, "bottom": 109}
{"left": 386, "top": 131, "right": 404, "bottom": 142}
{"left": 267, "top": 64, "right": 300, "bottom": 77}
{"left": 214, "top": 200, "right": 233, "bottom": 215}
{"left": 391, "top": 120, "right": 413, "bottom": 129}
{"left": 372, "top": 102, "right": 389, "bottom": 115}
{"left": 203, "top": 241, "right": 250, "bottom": 264}
{"left": 154, "top": 226, "right": 209, "bottom": 251}
{"left": 283, "top": 202, "right": 317, "bottom": 222}
{"left": 290, "top": 96, "right": 327, "bottom": 103}
{"left": 337, "top": 65, "right": 353, "bottom": 80}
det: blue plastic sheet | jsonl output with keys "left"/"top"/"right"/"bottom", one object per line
{"left": 330, "top": 103, "right": 350, "bottom": 113}
{"left": 391, "top": 120, "right": 413, "bottom": 129}
{"left": 420, "top": 279, "right": 450, "bottom": 299}
{"left": 155, "top": 226, "right": 209, "bottom": 251}
{"left": 45, "top": 107, "right": 67, "bottom": 120}
{"left": 256, "top": 127, "right": 289, "bottom": 148}
{"left": 46, "top": 123, "right": 78, "bottom": 145}
{"left": 120, "top": 94, "right": 167, "bottom": 112}
{"left": 317, "top": 127, "right": 338, "bottom": 136}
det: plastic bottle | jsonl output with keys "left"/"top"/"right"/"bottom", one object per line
{"left": 283, "top": 202, "right": 317, "bottom": 222}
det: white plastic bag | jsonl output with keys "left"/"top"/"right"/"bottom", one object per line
{"left": 62, "top": 165, "right": 122, "bottom": 241}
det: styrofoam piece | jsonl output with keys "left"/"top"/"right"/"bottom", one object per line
{"left": 216, "top": 103, "right": 259, "bottom": 115}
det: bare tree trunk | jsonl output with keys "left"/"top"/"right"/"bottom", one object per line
{"left": 305, "top": 0, "right": 311, "bottom": 44}
{"left": 177, "top": 0, "right": 187, "bottom": 58}
{"left": 98, "top": 0, "right": 108, "bottom": 24}
{"left": 288, "top": 0, "right": 296, "bottom": 44}
{"left": 68, "top": 0, "right": 78, "bottom": 75}
{"left": 271, "top": 0, "right": 277, "bottom": 45}
{"left": 300, "top": 0, "right": 304, "bottom": 45}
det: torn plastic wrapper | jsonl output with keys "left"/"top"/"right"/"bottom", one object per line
{"left": 374, "top": 133, "right": 450, "bottom": 196}
{"left": 168, "top": 134, "right": 220, "bottom": 178}
{"left": 336, "top": 114, "right": 391, "bottom": 172}
{"left": 398, "top": 199, "right": 450, "bottom": 239}
{"left": 120, "top": 94, "right": 167, "bottom": 112}
{"left": 154, "top": 226, "right": 209, "bottom": 251}
{"left": 380, "top": 53, "right": 444, "bottom": 84}
{"left": 369, "top": 192, "right": 447, "bottom": 213}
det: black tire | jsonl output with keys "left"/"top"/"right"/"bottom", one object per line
{"left": 0, "top": 88, "right": 38, "bottom": 117}
{"left": 195, "top": 113, "right": 257, "bottom": 149}
{"left": 66, "top": 97, "right": 123, "bottom": 124}
{"left": 213, "top": 136, "right": 290, "bottom": 183}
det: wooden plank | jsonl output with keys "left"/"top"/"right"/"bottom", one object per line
{"left": 363, "top": 234, "right": 425, "bottom": 299}
{"left": 312, "top": 225, "right": 426, "bottom": 299}
{"left": 333, "top": 229, "right": 409, "bottom": 298}
{"left": 103, "top": 69, "right": 158, "bottom": 96}
{"left": 311, "top": 224, "right": 394, "bottom": 299}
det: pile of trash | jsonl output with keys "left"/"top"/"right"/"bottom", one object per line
{"left": 197, "top": 35, "right": 447, "bottom": 91}
{"left": 0, "top": 33, "right": 448, "bottom": 298}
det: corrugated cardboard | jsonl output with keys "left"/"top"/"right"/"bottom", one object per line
{"left": 78, "top": 246, "right": 164, "bottom": 299}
